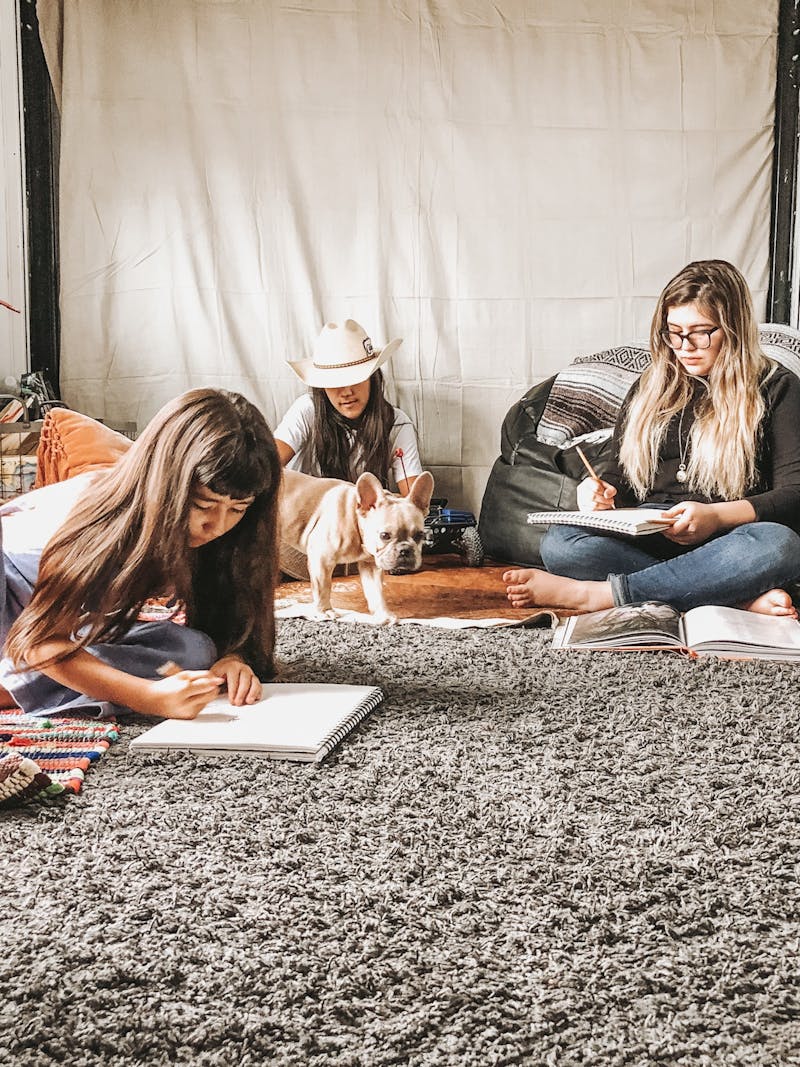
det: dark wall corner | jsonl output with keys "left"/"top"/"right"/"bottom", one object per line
{"left": 768, "top": 0, "right": 800, "bottom": 324}
{"left": 19, "top": 0, "right": 60, "bottom": 390}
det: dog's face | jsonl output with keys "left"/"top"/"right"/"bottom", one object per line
{"left": 356, "top": 472, "right": 435, "bottom": 574}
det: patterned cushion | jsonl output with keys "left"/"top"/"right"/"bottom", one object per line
{"left": 535, "top": 324, "right": 800, "bottom": 448}
{"left": 759, "top": 322, "right": 800, "bottom": 379}
{"left": 535, "top": 343, "right": 650, "bottom": 447}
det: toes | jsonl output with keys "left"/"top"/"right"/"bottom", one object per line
{"left": 502, "top": 569, "right": 525, "bottom": 584}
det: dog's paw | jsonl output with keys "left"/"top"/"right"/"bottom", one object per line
{"left": 370, "top": 611, "right": 398, "bottom": 626}
{"left": 309, "top": 606, "right": 338, "bottom": 622}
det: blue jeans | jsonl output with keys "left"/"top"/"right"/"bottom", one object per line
{"left": 540, "top": 521, "right": 800, "bottom": 612}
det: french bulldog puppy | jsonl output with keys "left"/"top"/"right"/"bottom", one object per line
{"left": 279, "top": 468, "right": 435, "bottom": 624}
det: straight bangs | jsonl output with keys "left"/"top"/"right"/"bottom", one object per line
{"left": 197, "top": 442, "right": 275, "bottom": 501}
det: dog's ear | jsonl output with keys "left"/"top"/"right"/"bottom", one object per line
{"left": 355, "top": 471, "right": 386, "bottom": 512}
{"left": 408, "top": 471, "right": 435, "bottom": 513}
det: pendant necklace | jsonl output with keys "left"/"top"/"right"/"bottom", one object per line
{"left": 675, "top": 405, "right": 689, "bottom": 483}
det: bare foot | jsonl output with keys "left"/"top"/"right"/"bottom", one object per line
{"left": 740, "top": 588, "right": 799, "bottom": 619}
{"left": 502, "top": 567, "right": 614, "bottom": 613}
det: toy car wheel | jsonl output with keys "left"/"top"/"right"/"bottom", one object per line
{"left": 460, "top": 526, "right": 484, "bottom": 567}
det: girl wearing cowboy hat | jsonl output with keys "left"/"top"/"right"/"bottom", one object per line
{"left": 274, "top": 319, "right": 423, "bottom": 495}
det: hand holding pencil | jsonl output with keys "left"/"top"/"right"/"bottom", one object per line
{"left": 147, "top": 659, "right": 225, "bottom": 720}
{"left": 575, "top": 445, "right": 617, "bottom": 511}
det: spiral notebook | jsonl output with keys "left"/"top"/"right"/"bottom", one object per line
{"left": 525, "top": 508, "right": 673, "bottom": 536}
{"left": 130, "top": 683, "right": 384, "bottom": 763}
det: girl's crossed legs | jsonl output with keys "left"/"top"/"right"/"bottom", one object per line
{"left": 504, "top": 521, "right": 800, "bottom": 617}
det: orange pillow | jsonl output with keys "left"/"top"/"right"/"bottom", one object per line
{"left": 34, "top": 407, "right": 133, "bottom": 488}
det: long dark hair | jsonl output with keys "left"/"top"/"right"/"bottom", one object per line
{"left": 309, "top": 370, "right": 395, "bottom": 485}
{"left": 6, "top": 388, "right": 282, "bottom": 678}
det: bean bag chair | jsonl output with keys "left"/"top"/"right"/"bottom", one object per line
{"left": 478, "top": 325, "right": 800, "bottom": 567}
{"left": 478, "top": 343, "right": 650, "bottom": 566}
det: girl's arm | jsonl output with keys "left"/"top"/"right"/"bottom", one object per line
{"left": 744, "top": 369, "right": 800, "bottom": 526}
{"left": 26, "top": 639, "right": 224, "bottom": 720}
{"left": 273, "top": 395, "right": 313, "bottom": 467}
{"left": 392, "top": 418, "right": 423, "bottom": 496}
{"left": 274, "top": 438, "right": 296, "bottom": 466}
{"left": 665, "top": 370, "right": 800, "bottom": 544}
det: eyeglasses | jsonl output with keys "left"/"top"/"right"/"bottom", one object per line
{"left": 661, "top": 326, "right": 720, "bottom": 350}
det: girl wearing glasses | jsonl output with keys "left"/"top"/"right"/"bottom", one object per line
{"left": 504, "top": 259, "right": 800, "bottom": 617}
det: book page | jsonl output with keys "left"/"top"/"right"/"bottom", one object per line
{"left": 683, "top": 605, "right": 800, "bottom": 653}
{"left": 131, "top": 683, "right": 382, "bottom": 755}
{"left": 556, "top": 601, "right": 684, "bottom": 648}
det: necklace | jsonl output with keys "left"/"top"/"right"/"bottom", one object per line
{"left": 675, "top": 406, "right": 689, "bottom": 483}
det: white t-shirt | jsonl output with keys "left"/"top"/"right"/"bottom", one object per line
{"left": 274, "top": 393, "right": 423, "bottom": 488}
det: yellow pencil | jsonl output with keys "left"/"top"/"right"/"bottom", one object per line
{"left": 574, "top": 445, "right": 600, "bottom": 482}
{"left": 575, "top": 445, "right": 615, "bottom": 510}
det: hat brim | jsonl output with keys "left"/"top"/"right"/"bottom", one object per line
{"left": 288, "top": 338, "right": 402, "bottom": 389}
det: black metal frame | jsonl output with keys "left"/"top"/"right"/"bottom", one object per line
{"left": 768, "top": 0, "right": 800, "bottom": 323}
{"left": 19, "top": 0, "right": 60, "bottom": 388}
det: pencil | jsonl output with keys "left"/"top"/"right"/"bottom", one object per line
{"left": 574, "top": 445, "right": 600, "bottom": 482}
{"left": 575, "top": 444, "right": 615, "bottom": 510}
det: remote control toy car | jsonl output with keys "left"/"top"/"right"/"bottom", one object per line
{"left": 423, "top": 498, "right": 484, "bottom": 567}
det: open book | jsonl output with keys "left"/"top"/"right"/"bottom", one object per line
{"left": 130, "top": 683, "right": 384, "bottom": 762}
{"left": 553, "top": 601, "right": 800, "bottom": 661}
{"left": 526, "top": 508, "right": 673, "bottom": 536}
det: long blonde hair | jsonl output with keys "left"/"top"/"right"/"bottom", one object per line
{"left": 619, "top": 259, "right": 771, "bottom": 500}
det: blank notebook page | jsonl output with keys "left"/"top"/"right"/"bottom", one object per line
{"left": 130, "top": 683, "right": 384, "bottom": 759}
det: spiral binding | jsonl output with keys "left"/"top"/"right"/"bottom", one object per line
{"left": 314, "top": 687, "right": 385, "bottom": 762}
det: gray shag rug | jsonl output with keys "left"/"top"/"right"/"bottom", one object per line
{"left": 2, "top": 618, "right": 800, "bottom": 1066}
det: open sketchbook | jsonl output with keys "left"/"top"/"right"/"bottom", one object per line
{"left": 130, "top": 683, "right": 384, "bottom": 762}
{"left": 526, "top": 508, "right": 673, "bottom": 536}
{"left": 552, "top": 601, "right": 800, "bottom": 661}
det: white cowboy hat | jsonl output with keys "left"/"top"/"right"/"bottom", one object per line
{"left": 288, "top": 319, "right": 402, "bottom": 389}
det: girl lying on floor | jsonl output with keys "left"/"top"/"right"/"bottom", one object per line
{"left": 504, "top": 259, "right": 800, "bottom": 618}
{"left": 0, "top": 388, "right": 281, "bottom": 719}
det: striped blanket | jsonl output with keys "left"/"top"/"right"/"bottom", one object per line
{"left": 0, "top": 709, "right": 119, "bottom": 805}
{"left": 535, "top": 344, "right": 651, "bottom": 447}
{"left": 535, "top": 325, "right": 800, "bottom": 448}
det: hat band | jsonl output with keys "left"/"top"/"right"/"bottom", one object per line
{"left": 311, "top": 352, "right": 376, "bottom": 372}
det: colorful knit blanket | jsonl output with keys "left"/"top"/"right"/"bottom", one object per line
{"left": 0, "top": 710, "right": 119, "bottom": 805}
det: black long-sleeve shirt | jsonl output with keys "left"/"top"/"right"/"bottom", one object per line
{"left": 599, "top": 363, "right": 800, "bottom": 532}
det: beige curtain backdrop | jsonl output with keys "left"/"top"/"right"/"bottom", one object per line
{"left": 37, "top": 0, "right": 778, "bottom": 512}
